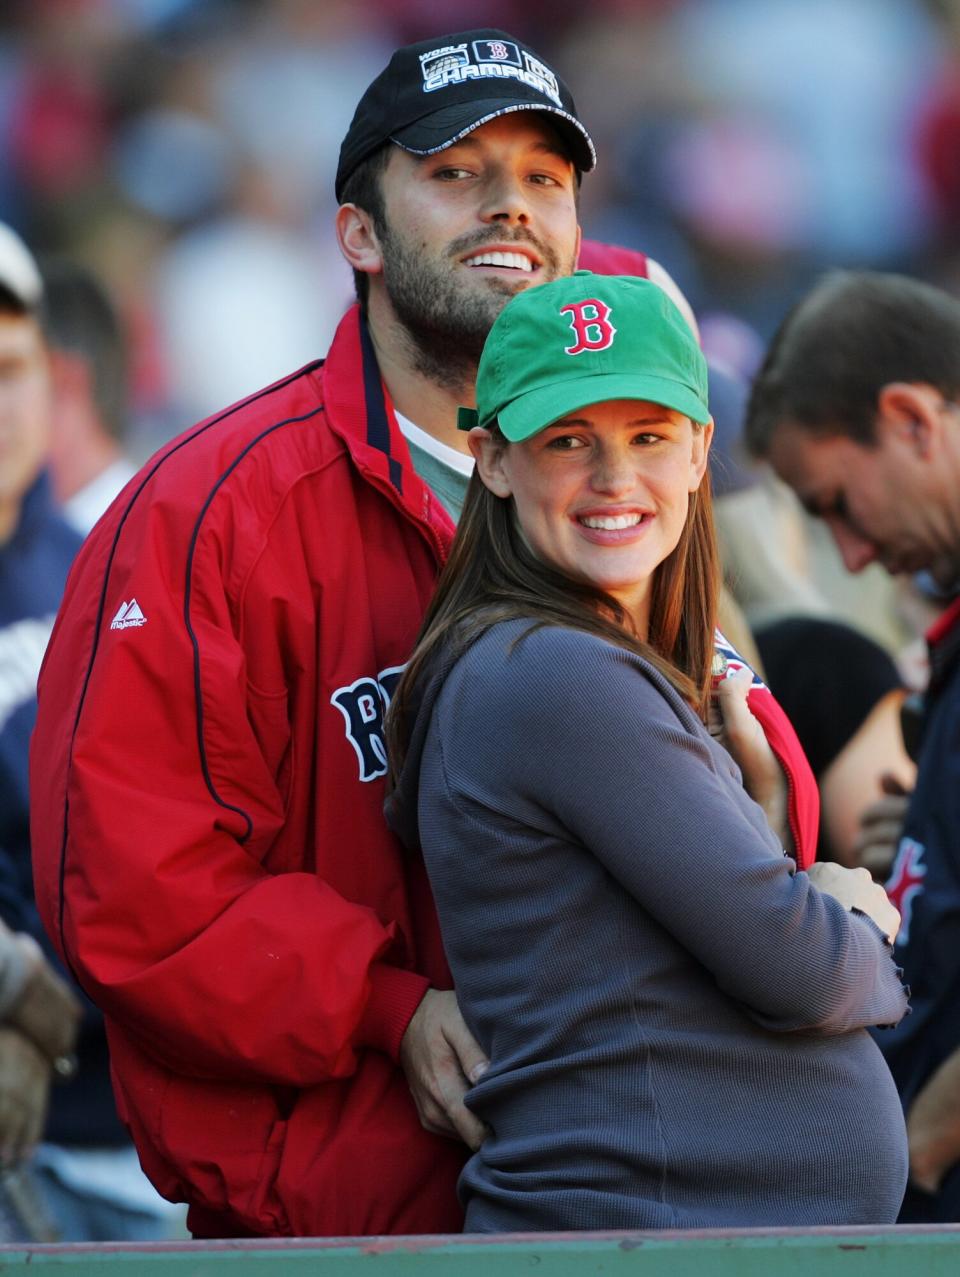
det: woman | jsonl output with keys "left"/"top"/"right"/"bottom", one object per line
{"left": 385, "top": 273, "right": 908, "bottom": 1232}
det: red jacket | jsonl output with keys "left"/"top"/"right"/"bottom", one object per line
{"left": 31, "top": 255, "right": 817, "bottom": 1240}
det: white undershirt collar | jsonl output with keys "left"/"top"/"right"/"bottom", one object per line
{"left": 394, "top": 411, "right": 475, "bottom": 477}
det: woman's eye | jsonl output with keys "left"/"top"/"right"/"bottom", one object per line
{"left": 633, "top": 432, "right": 661, "bottom": 446}
{"left": 434, "top": 167, "right": 473, "bottom": 181}
{"left": 547, "top": 435, "right": 585, "bottom": 450}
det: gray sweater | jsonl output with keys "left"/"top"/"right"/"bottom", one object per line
{"left": 386, "top": 620, "right": 909, "bottom": 1232}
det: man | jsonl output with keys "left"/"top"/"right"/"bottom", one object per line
{"left": 0, "top": 221, "right": 86, "bottom": 1173}
{"left": 0, "top": 221, "right": 187, "bottom": 1241}
{"left": 40, "top": 259, "right": 137, "bottom": 536}
{"left": 745, "top": 268, "right": 960, "bottom": 1223}
{"left": 30, "top": 29, "right": 816, "bottom": 1239}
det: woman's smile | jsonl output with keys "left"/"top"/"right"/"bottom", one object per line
{"left": 574, "top": 506, "right": 652, "bottom": 540}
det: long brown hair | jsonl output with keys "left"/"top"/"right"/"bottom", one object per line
{"left": 386, "top": 425, "right": 719, "bottom": 776}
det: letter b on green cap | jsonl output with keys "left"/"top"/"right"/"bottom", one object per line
{"left": 458, "top": 271, "right": 709, "bottom": 443}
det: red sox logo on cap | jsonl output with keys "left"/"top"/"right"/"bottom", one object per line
{"left": 561, "top": 299, "right": 617, "bottom": 356}
{"left": 418, "top": 38, "right": 562, "bottom": 106}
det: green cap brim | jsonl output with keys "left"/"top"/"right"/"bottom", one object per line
{"left": 457, "top": 406, "right": 481, "bottom": 432}
{"left": 497, "top": 372, "right": 710, "bottom": 442}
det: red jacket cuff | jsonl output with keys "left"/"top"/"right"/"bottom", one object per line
{"left": 356, "top": 963, "right": 431, "bottom": 1061}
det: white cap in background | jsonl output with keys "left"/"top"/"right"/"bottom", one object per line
{"left": 0, "top": 222, "right": 42, "bottom": 311}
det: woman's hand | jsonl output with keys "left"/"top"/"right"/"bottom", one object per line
{"left": 709, "top": 666, "right": 791, "bottom": 850}
{"left": 807, "top": 861, "right": 901, "bottom": 944}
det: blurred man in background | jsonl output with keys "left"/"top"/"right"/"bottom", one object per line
{"left": 40, "top": 260, "right": 136, "bottom": 536}
{"left": 746, "top": 268, "right": 960, "bottom": 1223}
{"left": 0, "top": 227, "right": 83, "bottom": 1241}
{"left": 0, "top": 220, "right": 181, "bottom": 1240}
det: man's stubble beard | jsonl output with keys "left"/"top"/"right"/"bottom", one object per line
{"left": 379, "top": 223, "right": 576, "bottom": 394}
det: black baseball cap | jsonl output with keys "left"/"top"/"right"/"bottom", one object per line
{"left": 335, "top": 29, "right": 596, "bottom": 201}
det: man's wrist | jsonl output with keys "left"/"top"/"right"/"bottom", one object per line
{"left": 356, "top": 964, "right": 431, "bottom": 1061}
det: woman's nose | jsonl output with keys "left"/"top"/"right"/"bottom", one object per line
{"left": 590, "top": 447, "right": 634, "bottom": 494}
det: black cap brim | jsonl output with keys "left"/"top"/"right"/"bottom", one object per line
{"left": 391, "top": 100, "right": 596, "bottom": 173}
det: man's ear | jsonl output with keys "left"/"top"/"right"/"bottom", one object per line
{"left": 468, "top": 428, "right": 512, "bottom": 497}
{"left": 335, "top": 203, "right": 383, "bottom": 278}
{"left": 876, "top": 382, "right": 943, "bottom": 458}
{"left": 48, "top": 348, "right": 92, "bottom": 404}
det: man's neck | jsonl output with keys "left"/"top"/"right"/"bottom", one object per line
{"left": 52, "top": 422, "right": 122, "bottom": 504}
{"left": 936, "top": 425, "right": 960, "bottom": 584}
{"left": 365, "top": 307, "right": 478, "bottom": 456}
{"left": 899, "top": 412, "right": 960, "bottom": 591}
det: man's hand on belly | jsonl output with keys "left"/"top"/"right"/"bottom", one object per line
{"left": 400, "top": 989, "right": 489, "bottom": 1151}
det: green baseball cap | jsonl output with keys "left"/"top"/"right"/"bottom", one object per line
{"left": 457, "top": 271, "right": 709, "bottom": 442}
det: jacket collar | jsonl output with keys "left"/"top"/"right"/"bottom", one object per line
{"left": 321, "top": 305, "right": 456, "bottom": 544}
{"left": 927, "top": 593, "right": 960, "bottom": 694}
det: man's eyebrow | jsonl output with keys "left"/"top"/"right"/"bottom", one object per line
{"left": 528, "top": 139, "right": 574, "bottom": 163}
{"left": 801, "top": 489, "right": 842, "bottom": 518}
{"left": 799, "top": 494, "right": 823, "bottom": 517}
{"left": 433, "top": 135, "right": 573, "bottom": 163}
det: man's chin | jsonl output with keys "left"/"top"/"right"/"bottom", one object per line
{"left": 883, "top": 549, "right": 959, "bottom": 589}
{"left": 473, "top": 272, "right": 538, "bottom": 299}
{"left": 929, "top": 554, "right": 960, "bottom": 593}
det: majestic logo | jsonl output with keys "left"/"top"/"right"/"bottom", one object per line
{"left": 331, "top": 666, "right": 404, "bottom": 782}
{"left": 110, "top": 599, "right": 147, "bottom": 630}
{"left": 561, "top": 299, "right": 617, "bottom": 355}
{"left": 886, "top": 836, "right": 926, "bottom": 946}
{"left": 418, "top": 40, "right": 562, "bottom": 107}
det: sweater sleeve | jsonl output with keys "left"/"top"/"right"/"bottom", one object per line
{"left": 448, "top": 626, "right": 907, "bottom": 1035}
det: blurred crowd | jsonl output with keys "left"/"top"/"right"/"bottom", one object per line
{"left": 1, "top": 0, "right": 959, "bottom": 455}
{"left": 1, "top": 0, "right": 960, "bottom": 1241}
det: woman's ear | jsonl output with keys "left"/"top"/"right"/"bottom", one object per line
{"left": 689, "top": 416, "right": 714, "bottom": 491}
{"left": 468, "top": 428, "right": 513, "bottom": 497}
{"left": 335, "top": 203, "right": 383, "bottom": 278}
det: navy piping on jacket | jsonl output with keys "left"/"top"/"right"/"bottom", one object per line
{"left": 360, "top": 316, "right": 404, "bottom": 494}
{"left": 56, "top": 363, "right": 324, "bottom": 983}
{"left": 183, "top": 406, "right": 326, "bottom": 845}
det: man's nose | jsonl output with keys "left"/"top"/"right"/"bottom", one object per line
{"left": 828, "top": 518, "right": 878, "bottom": 574}
{"left": 479, "top": 171, "right": 531, "bottom": 225}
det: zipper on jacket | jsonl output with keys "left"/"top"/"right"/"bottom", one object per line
{"left": 355, "top": 317, "right": 452, "bottom": 569}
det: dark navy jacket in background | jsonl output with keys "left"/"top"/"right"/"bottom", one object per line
{"left": 875, "top": 595, "right": 960, "bottom": 1224}
{"left": 0, "top": 472, "right": 125, "bottom": 1145}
